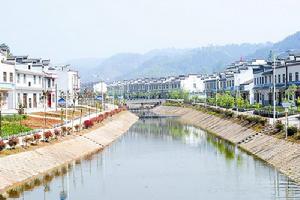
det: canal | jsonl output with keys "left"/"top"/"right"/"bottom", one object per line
{"left": 13, "top": 118, "right": 300, "bottom": 200}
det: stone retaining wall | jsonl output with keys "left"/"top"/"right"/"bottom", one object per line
{"left": 0, "top": 111, "right": 138, "bottom": 192}
{"left": 153, "top": 106, "right": 300, "bottom": 183}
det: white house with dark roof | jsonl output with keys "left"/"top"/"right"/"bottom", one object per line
{"left": 0, "top": 45, "right": 16, "bottom": 111}
{"left": 54, "top": 65, "right": 80, "bottom": 106}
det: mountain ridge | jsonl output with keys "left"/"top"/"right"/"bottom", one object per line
{"left": 69, "top": 31, "right": 300, "bottom": 83}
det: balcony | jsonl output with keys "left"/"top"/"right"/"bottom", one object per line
{"left": 0, "top": 82, "right": 15, "bottom": 90}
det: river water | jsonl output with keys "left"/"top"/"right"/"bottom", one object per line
{"left": 13, "top": 118, "right": 300, "bottom": 200}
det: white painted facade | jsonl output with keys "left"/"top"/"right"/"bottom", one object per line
{"left": 93, "top": 81, "right": 107, "bottom": 94}
{"left": 14, "top": 61, "right": 57, "bottom": 111}
{"left": 180, "top": 74, "right": 205, "bottom": 94}
{"left": 0, "top": 58, "right": 15, "bottom": 110}
{"left": 55, "top": 66, "right": 80, "bottom": 106}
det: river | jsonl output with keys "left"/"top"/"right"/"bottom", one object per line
{"left": 12, "top": 117, "right": 300, "bottom": 200}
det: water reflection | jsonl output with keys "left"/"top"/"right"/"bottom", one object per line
{"left": 11, "top": 118, "right": 300, "bottom": 200}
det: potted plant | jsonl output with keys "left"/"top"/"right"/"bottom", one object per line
{"left": 74, "top": 124, "right": 81, "bottom": 132}
{"left": 33, "top": 133, "right": 42, "bottom": 144}
{"left": 43, "top": 131, "right": 53, "bottom": 142}
{"left": 8, "top": 137, "right": 19, "bottom": 149}
{"left": 0, "top": 140, "right": 6, "bottom": 151}
{"left": 54, "top": 129, "right": 60, "bottom": 138}
{"left": 83, "top": 120, "right": 93, "bottom": 129}
{"left": 23, "top": 136, "right": 33, "bottom": 147}
{"left": 61, "top": 126, "right": 67, "bottom": 136}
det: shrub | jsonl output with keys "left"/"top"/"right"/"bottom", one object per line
{"left": 8, "top": 137, "right": 19, "bottom": 148}
{"left": 287, "top": 126, "right": 298, "bottom": 136}
{"left": 23, "top": 136, "right": 33, "bottom": 146}
{"left": 98, "top": 114, "right": 104, "bottom": 122}
{"left": 223, "top": 110, "right": 234, "bottom": 118}
{"left": 83, "top": 120, "right": 93, "bottom": 129}
{"left": 74, "top": 124, "right": 80, "bottom": 132}
{"left": 33, "top": 133, "right": 41, "bottom": 143}
{"left": 61, "top": 126, "right": 67, "bottom": 136}
{"left": 237, "top": 114, "right": 246, "bottom": 121}
{"left": 275, "top": 121, "right": 284, "bottom": 131}
{"left": 294, "top": 133, "right": 300, "bottom": 140}
{"left": 44, "top": 131, "right": 53, "bottom": 142}
{"left": 67, "top": 127, "right": 72, "bottom": 134}
{"left": 54, "top": 129, "right": 60, "bottom": 137}
{"left": 0, "top": 140, "right": 6, "bottom": 151}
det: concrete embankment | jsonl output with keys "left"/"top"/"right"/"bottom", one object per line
{"left": 0, "top": 111, "right": 138, "bottom": 192}
{"left": 153, "top": 106, "right": 300, "bottom": 183}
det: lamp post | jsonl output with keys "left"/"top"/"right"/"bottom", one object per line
{"left": 273, "top": 55, "right": 276, "bottom": 125}
{"left": 42, "top": 90, "right": 48, "bottom": 135}
{"left": 65, "top": 90, "right": 69, "bottom": 122}
{"left": 215, "top": 77, "right": 219, "bottom": 108}
{"left": 101, "top": 80, "right": 105, "bottom": 111}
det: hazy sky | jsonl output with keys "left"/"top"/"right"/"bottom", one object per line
{"left": 1, "top": 0, "right": 300, "bottom": 62}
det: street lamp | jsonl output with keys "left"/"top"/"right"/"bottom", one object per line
{"left": 273, "top": 55, "right": 277, "bottom": 125}
{"left": 215, "top": 77, "right": 219, "bottom": 107}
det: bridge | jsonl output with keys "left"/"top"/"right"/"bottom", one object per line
{"left": 125, "top": 99, "right": 167, "bottom": 118}
{"left": 126, "top": 99, "right": 166, "bottom": 110}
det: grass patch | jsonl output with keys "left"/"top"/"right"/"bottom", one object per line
{"left": 1, "top": 122, "right": 32, "bottom": 137}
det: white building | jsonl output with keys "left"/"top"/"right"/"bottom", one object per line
{"left": 93, "top": 81, "right": 107, "bottom": 94}
{"left": 0, "top": 45, "right": 16, "bottom": 111}
{"left": 9, "top": 57, "right": 57, "bottom": 111}
{"left": 180, "top": 74, "right": 205, "bottom": 95}
{"left": 55, "top": 65, "right": 80, "bottom": 106}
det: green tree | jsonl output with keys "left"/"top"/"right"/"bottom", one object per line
{"left": 236, "top": 97, "right": 245, "bottom": 109}
{"left": 285, "top": 84, "right": 297, "bottom": 103}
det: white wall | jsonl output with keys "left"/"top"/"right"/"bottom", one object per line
{"left": 93, "top": 82, "right": 107, "bottom": 93}
{"left": 180, "top": 75, "right": 204, "bottom": 93}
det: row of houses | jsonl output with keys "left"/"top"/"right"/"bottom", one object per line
{"left": 0, "top": 44, "right": 80, "bottom": 113}
{"left": 107, "top": 74, "right": 206, "bottom": 99}
{"left": 204, "top": 53, "right": 300, "bottom": 106}
{"left": 107, "top": 51, "right": 300, "bottom": 107}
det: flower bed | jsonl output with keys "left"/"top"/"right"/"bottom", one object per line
{"left": 0, "top": 107, "right": 127, "bottom": 152}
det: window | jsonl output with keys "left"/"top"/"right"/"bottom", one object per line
{"left": 28, "top": 65, "right": 31, "bottom": 70}
{"left": 283, "top": 74, "right": 286, "bottom": 83}
{"left": 3, "top": 72, "right": 7, "bottom": 82}
{"left": 23, "top": 74, "right": 26, "bottom": 84}
{"left": 39, "top": 76, "right": 41, "bottom": 84}
{"left": 17, "top": 74, "right": 20, "bottom": 83}
{"left": 296, "top": 72, "right": 299, "bottom": 82}
{"left": 52, "top": 78, "right": 55, "bottom": 87}
{"left": 33, "top": 75, "right": 36, "bottom": 84}
{"left": 33, "top": 93, "right": 37, "bottom": 108}
{"left": 28, "top": 82, "right": 31, "bottom": 87}
{"left": 17, "top": 93, "right": 21, "bottom": 104}
{"left": 275, "top": 75, "right": 277, "bottom": 83}
{"left": 269, "top": 76, "right": 272, "bottom": 83}
{"left": 265, "top": 76, "right": 267, "bottom": 84}
{"left": 278, "top": 75, "right": 281, "bottom": 83}
{"left": 9, "top": 73, "right": 13, "bottom": 82}
{"left": 289, "top": 73, "right": 293, "bottom": 82}
{"left": 262, "top": 77, "right": 264, "bottom": 84}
